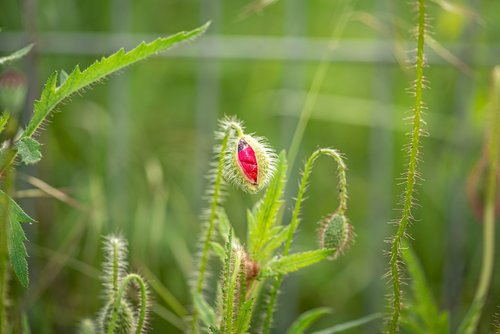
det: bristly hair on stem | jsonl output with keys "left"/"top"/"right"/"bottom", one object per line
{"left": 387, "top": 0, "right": 427, "bottom": 333}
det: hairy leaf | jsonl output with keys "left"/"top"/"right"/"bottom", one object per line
{"left": 286, "top": 307, "right": 331, "bottom": 334}
{"left": 248, "top": 151, "right": 287, "bottom": 261}
{"left": 234, "top": 298, "right": 255, "bottom": 334}
{"left": 16, "top": 137, "right": 42, "bottom": 165}
{"left": 0, "top": 44, "right": 33, "bottom": 66}
{"left": 262, "top": 249, "right": 333, "bottom": 276}
{"left": 23, "top": 23, "right": 210, "bottom": 139}
{"left": 8, "top": 218, "right": 29, "bottom": 287}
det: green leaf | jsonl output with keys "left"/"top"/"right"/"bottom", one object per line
{"left": 262, "top": 249, "right": 333, "bottom": 277}
{"left": 59, "top": 69, "right": 69, "bottom": 85}
{"left": 234, "top": 298, "right": 255, "bottom": 334}
{"left": 0, "top": 190, "right": 35, "bottom": 223}
{"left": 248, "top": 151, "right": 287, "bottom": 261}
{"left": 310, "top": 313, "right": 382, "bottom": 334}
{"left": 16, "top": 137, "right": 42, "bottom": 165}
{"left": 0, "top": 44, "right": 33, "bottom": 66}
{"left": 210, "top": 241, "right": 225, "bottom": 262}
{"left": 23, "top": 23, "right": 210, "bottom": 140}
{"left": 286, "top": 307, "right": 331, "bottom": 334}
{"left": 401, "top": 244, "right": 448, "bottom": 334}
{"left": 8, "top": 218, "right": 29, "bottom": 287}
{"left": 193, "top": 291, "right": 216, "bottom": 328}
{"left": 0, "top": 113, "right": 10, "bottom": 134}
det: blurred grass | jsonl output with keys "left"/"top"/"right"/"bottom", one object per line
{"left": 1, "top": 0, "right": 500, "bottom": 333}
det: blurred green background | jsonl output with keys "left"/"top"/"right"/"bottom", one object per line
{"left": 1, "top": 0, "right": 500, "bottom": 332}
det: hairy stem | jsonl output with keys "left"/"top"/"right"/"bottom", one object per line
{"left": 191, "top": 121, "right": 243, "bottom": 333}
{"left": 263, "top": 148, "right": 348, "bottom": 333}
{"left": 458, "top": 66, "right": 500, "bottom": 334}
{"left": 388, "top": 0, "right": 426, "bottom": 332}
{"left": 106, "top": 273, "right": 148, "bottom": 334}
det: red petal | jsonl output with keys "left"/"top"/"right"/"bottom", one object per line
{"left": 238, "top": 139, "right": 258, "bottom": 184}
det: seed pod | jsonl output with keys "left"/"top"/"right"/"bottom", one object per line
{"left": 99, "top": 300, "right": 136, "bottom": 334}
{"left": 224, "top": 133, "right": 276, "bottom": 193}
{"left": 319, "top": 213, "right": 353, "bottom": 260}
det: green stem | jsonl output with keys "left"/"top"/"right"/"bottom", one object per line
{"left": 458, "top": 67, "right": 500, "bottom": 334}
{"left": 191, "top": 121, "right": 243, "bottom": 333}
{"left": 106, "top": 273, "right": 148, "bottom": 334}
{"left": 388, "top": 0, "right": 426, "bottom": 332}
{"left": 263, "top": 148, "right": 348, "bottom": 333}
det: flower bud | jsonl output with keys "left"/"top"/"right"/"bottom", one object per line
{"left": 319, "top": 213, "right": 353, "bottom": 259}
{"left": 0, "top": 69, "right": 27, "bottom": 114}
{"left": 224, "top": 133, "right": 276, "bottom": 193}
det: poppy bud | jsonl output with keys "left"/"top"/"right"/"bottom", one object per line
{"left": 319, "top": 213, "right": 353, "bottom": 259}
{"left": 224, "top": 133, "right": 276, "bottom": 194}
{"left": 99, "top": 300, "right": 136, "bottom": 334}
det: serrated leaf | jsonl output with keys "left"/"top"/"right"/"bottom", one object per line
{"left": 0, "top": 190, "right": 35, "bottom": 223}
{"left": 262, "top": 249, "right": 333, "bottom": 277}
{"left": 248, "top": 151, "right": 287, "bottom": 261}
{"left": 8, "top": 218, "right": 29, "bottom": 287}
{"left": 310, "top": 312, "right": 382, "bottom": 334}
{"left": 16, "top": 137, "right": 42, "bottom": 165}
{"left": 234, "top": 298, "right": 255, "bottom": 334}
{"left": 23, "top": 23, "right": 210, "bottom": 139}
{"left": 0, "top": 44, "right": 33, "bottom": 66}
{"left": 58, "top": 69, "right": 69, "bottom": 85}
{"left": 193, "top": 291, "right": 216, "bottom": 328}
{"left": 286, "top": 307, "right": 331, "bottom": 334}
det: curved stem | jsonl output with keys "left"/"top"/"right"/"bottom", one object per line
{"left": 388, "top": 0, "right": 426, "bottom": 332}
{"left": 263, "top": 148, "right": 348, "bottom": 333}
{"left": 106, "top": 273, "right": 148, "bottom": 334}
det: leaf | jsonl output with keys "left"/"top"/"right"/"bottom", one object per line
{"left": 210, "top": 241, "right": 225, "bottom": 262}
{"left": 0, "top": 190, "right": 35, "bottom": 223}
{"left": 8, "top": 218, "right": 29, "bottom": 287}
{"left": 0, "top": 44, "right": 33, "bottom": 66}
{"left": 0, "top": 113, "right": 10, "bottom": 134}
{"left": 401, "top": 244, "right": 448, "bottom": 334}
{"left": 262, "top": 249, "right": 333, "bottom": 277}
{"left": 16, "top": 137, "right": 42, "bottom": 165}
{"left": 248, "top": 151, "right": 287, "bottom": 261}
{"left": 58, "top": 69, "right": 69, "bottom": 85}
{"left": 234, "top": 298, "right": 255, "bottom": 334}
{"left": 1, "top": 191, "right": 34, "bottom": 288}
{"left": 286, "top": 307, "right": 332, "bottom": 334}
{"left": 193, "top": 291, "right": 216, "bottom": 328}
{"left": 310, "top": 313, "right": 382, "bottom": 334}
{"left": 23, "top": 23, "right": 210, "bottom": 139}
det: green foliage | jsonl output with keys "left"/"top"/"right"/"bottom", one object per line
{"left": 247, "top": 150, "right": 287, "bottom": 261}
{"left": 262, "top": 249, "right": 334, "bottom": 277}
{"left": 16, "top": 137, "right": 42, "bottom": 165}
{"left": 0, "top": 190, "right": 34, "bottom": 288}
{"left": 0, "top": 44, "right": 33, "bottom": 67}
{"left": 193, "top": 291, "right": 216, "bottom": 329}
{"left": 286, "top": 307, "right": 331, "bottom": 334}
{"left": 7, "top": 216, "right": 29, "bottom": 288}
{"left": 400, "top": 245, "right": 448, "bottom": 334}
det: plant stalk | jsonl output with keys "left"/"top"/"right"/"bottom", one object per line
{"left": 388, "top": 0, "right": 426, "bottom": 332}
